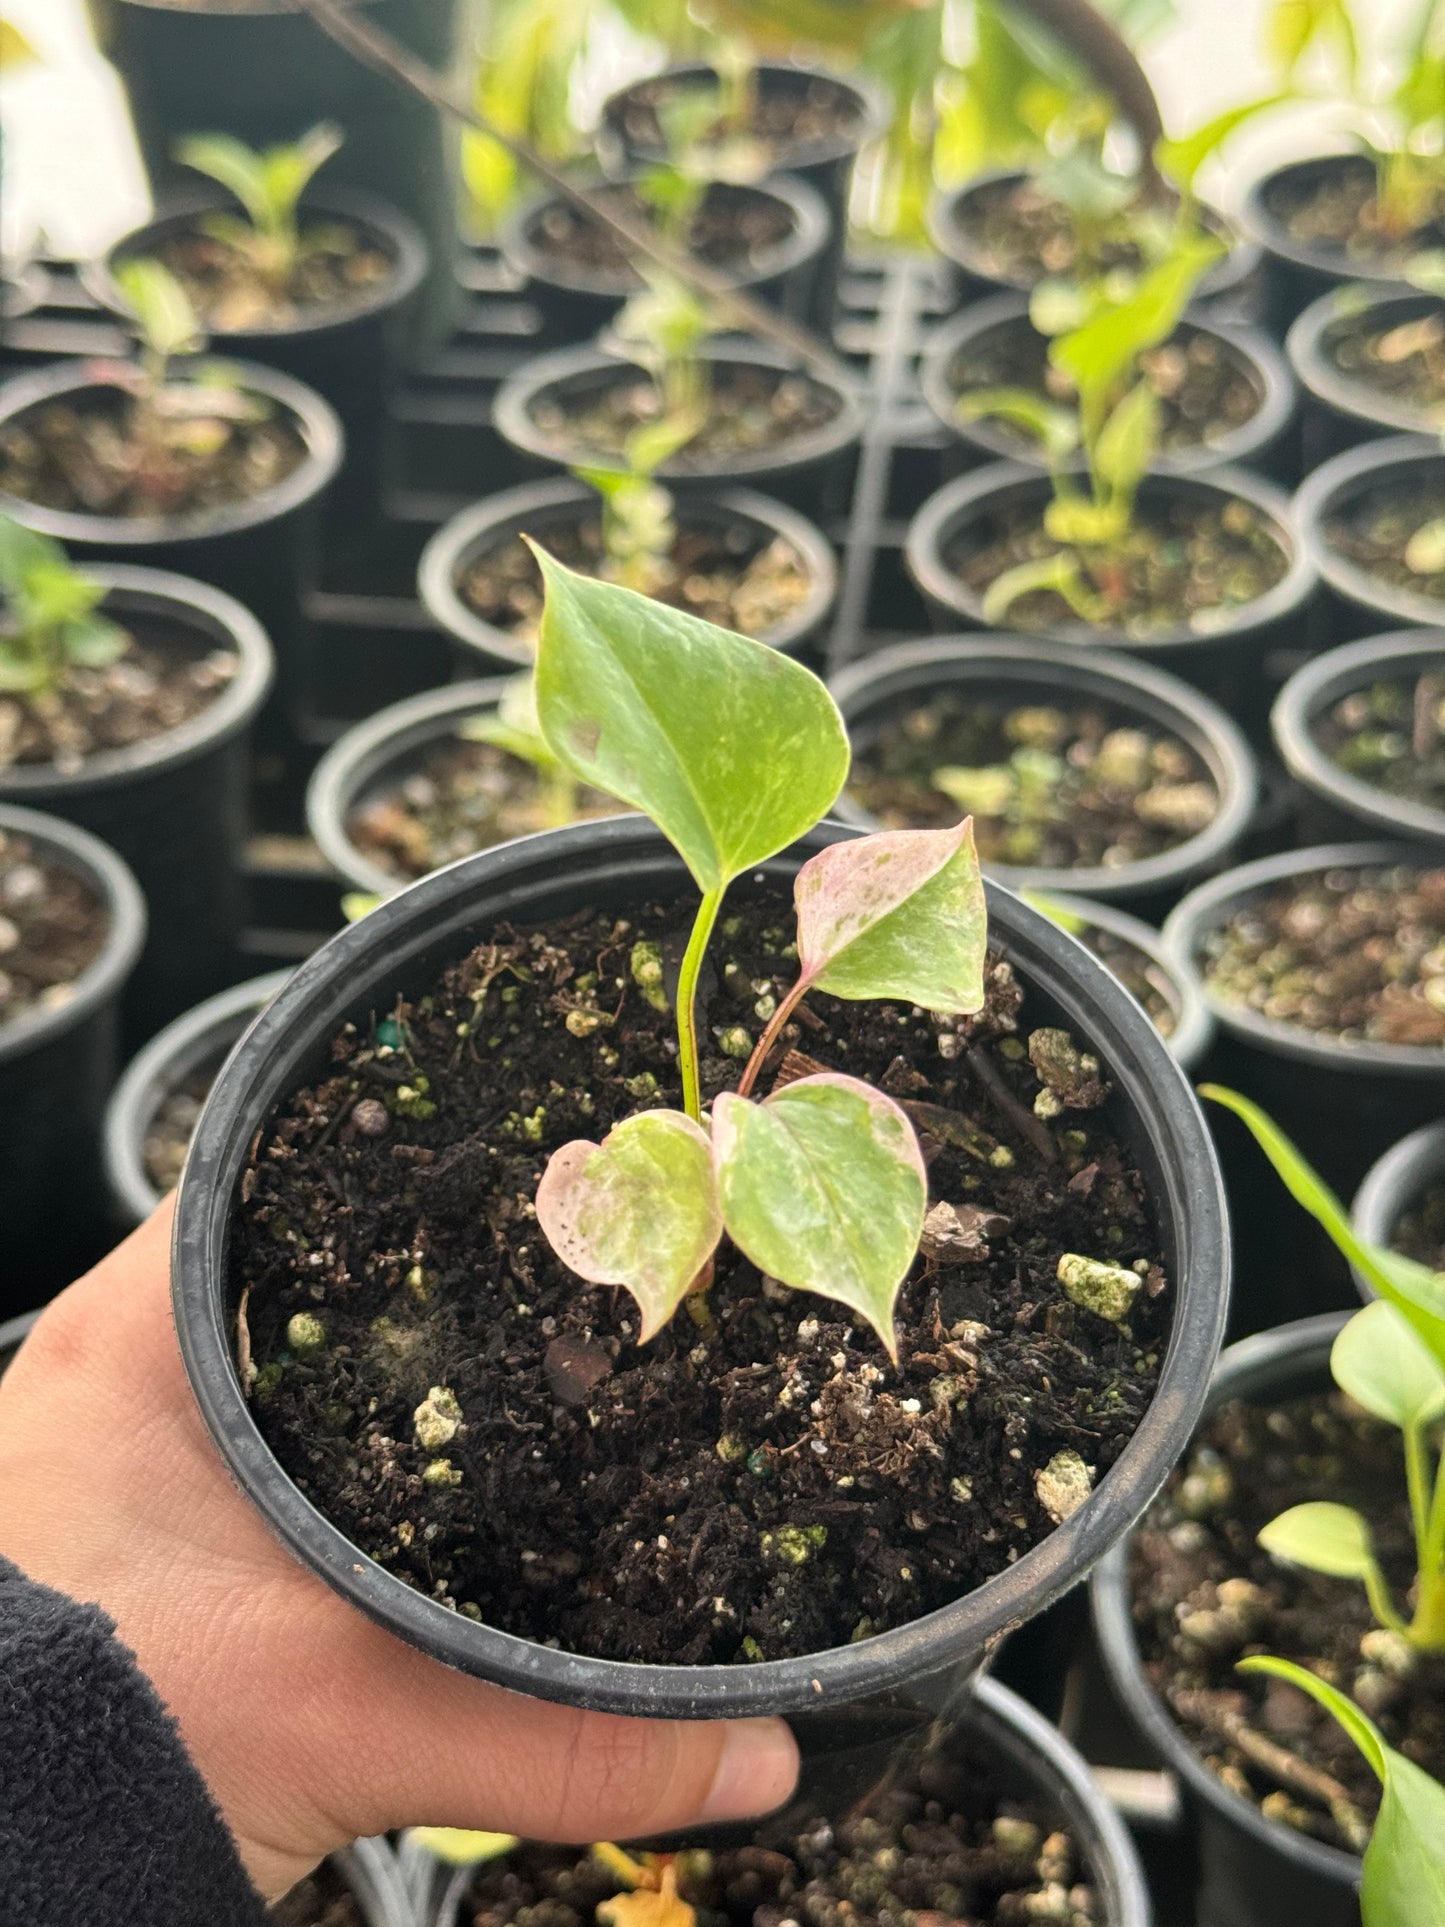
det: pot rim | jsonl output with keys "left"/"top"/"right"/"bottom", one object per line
{"left": 416, "top": 476, "right": 839, "bottom": 669}
{"left": 1271, "top": 626, "right": 1445, "bottom": 844}
{"left": 0, "top": 355, "right": 343, "bottom": 545}
{"left": 1350, "top": 1116, "right": 1445, "bottom": 1303}
{"left": 335, "top": 1837, "right": 414, "bottom": 1927}
{"left": 1242, "top": 151, "right": 1421, "bottom": 286}
{"left": 599, "top": 57, "right": 893, "bottom": 170}
{"left": 1286, "top": 281, "right": 1445, "bottom": 438}
{"left": 1163, "top": 837, "right": 1445, "bottom": 1074}
{"left": 172, "top": 813, "right": 1229, "bottom": 1719}
{"left": 1294, "top": 432, "right": 1445, "bottom": 630}
{"left": 0, "top": 1306, "right": 38, "bottom": 1357}
{"left": 828, "top": 633, "right": 1258, "bottom": 902}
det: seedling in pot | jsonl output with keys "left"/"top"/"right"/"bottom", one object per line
{"left": 459, "top": 672, "right": 594, "bottom": 834}
{"left": 0, "top": 517, "right": 127, "bottom": 696}
{"left": 606, "top": 270, "right": 715, "bottom": 465}
{"left": 527, "top": 547, "right": 989, "bottom": 1357}
{"left": 174, "top": 121, "right": 346, "bottom": 298}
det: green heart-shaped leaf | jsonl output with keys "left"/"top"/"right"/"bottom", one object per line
{"left": 712, "top": 1074, "right": 927, "bottom": 1360}
{"left": 1258, "top": 1501, "right": 1377, "bottom": 1579}
{"left": 535, "top": 1109, "right": 721, "bottom": 1342}
{"left": 1332, "top": 1301, "right": 1445, "bottom": 1430}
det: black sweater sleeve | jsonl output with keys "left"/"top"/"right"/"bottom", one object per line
{"left": 0, "top": 1555, "right": 267, "bottom": 1927}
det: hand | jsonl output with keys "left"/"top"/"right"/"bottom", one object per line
{"left": 0, "top": 1201, "right": 798, "bottom": 1899}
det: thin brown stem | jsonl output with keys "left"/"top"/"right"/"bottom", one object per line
{"left": 736, "top": 977, "right": 810, "bottom": 1099}
{"left": 1003, "top": 0, "right": 1167, "bottom": 195}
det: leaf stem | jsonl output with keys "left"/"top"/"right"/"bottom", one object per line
{"left": 676, "top": 887, "right": 723, "bottom": 1124}
{"left": 1364, "top": 1556, "right": 1410, "bottom": 1638}
{"left": 1411, "top": 1439, "right": 1445, "bottom": 1648}
{"left": 1406, "top": 1416, "right": 1433, "bottom": 1572}
{"left": 735, "top": 976, "right": 810, "bottom": 1099}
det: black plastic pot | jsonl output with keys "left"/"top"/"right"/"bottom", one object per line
{"left": 829, "top": 636, "right": 1258, "bottom": 924}
{"left": 0, "top": 356, "right": 341, "bottom": 674}
{"left": 173, "top": 813, "right": 1229, "bottom": 1727}
{"left": 103, "top": 968, "right": 291, "bottom": 1227}
{"left": 1295, "top": 434, "right": 1445, "bottom": 647}
{"left": 499, "top": 172, "right": 831, "bottom": 342}
{"left": 928, "top": 170, "right": 1259, "bottom": 308}
{"left": 920, "top": 294, "right": 1295, "bottom": 481}
{"left": 416, "top": 477, "right": 839, "bottom": 672}
{"left": 598, "top": 60, "right": 890, "bottom": 329}
{"left": 0, "top": 804, "right": 146, "bottom": 1312}
{"left": 491, "top": 340, "right": 865, "bottom": 523}
{"left": 84, "top": 0, "right": 471, "bottom": 356}
{"left": 0, "top": 566, "right": 274, "bottom": 1037}
{"left": 91, "top": 188, "right": 427, "bottom": 550}
{"left": 903, "top": 463, "right": 1317, "bottom": 724}
{"left": 1091, "top": 1313, "right": 1362, "bottom": 1927}
{"left": 1271, "top": 627, "right": 1445, "bottom": 845}
{"left": 1351, "top": 1116, "right": 1445, "bottom": 1303}
{"left": 1033, "top": 891, "right": 1215, "bottom": 1076}
{"left": 409, "top": 1675, "right": 1153, "bottom": 1927}
{"left": 1287, "top": 283, "right": 1445, "bottom": 473}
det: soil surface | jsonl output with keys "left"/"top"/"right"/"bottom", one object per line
{"left": 233, "top": 885, "right": 1169, "bottom": 1666}
{"left": 1076, "top": 923, "right": 1177, "bottom": 1042}
{"left": 950, "top": 175, "right": 1234, "bottom": 289}
{"left": 1326, "top": 477, "right": 1445, "bottom": 604}
{"left": 347, "top": 738, "right": 620, "bottom": 884}
{"left": 526, "top": 181, "right": 795, "bottom": 286}
{"left": 0, "top": 611, "right": 237, "bottom": 774}
{"left": 0, "top": 827, "right": 108, "bottom": 1031}
{"left": 1315, "top": 667, "right": 1445, "bottom": 811}
{"left": 458, "top": 514, "right": 814, "bottom": 652}
{"left": 525, "top": 364, "right": 842, "bottom": 471}
{"left": 1200, "top": 861, "right": 1445, "bottom": 1047}
{"left": 272, "top": 1862, "right": 365, "bottom": 1927}
{"left": 0, "top": 378, "right": 308, "bottom": 521}
{"left": 134, "top": 213, "right": 391, "bottom": 331}
{"left": 846, "top": 693, "right": 1219, "bottom": 870}
{"left": 948, "top": 320, "right": 1262, "bottom": 458}
{"left": 144, "top": 1062, "right": 222, "bottom": 1197}
{"left": 1323, "top": 304, "right": 1445, "bottom": 423}
{"left": 1130, "top": 1388, "right": 1445, "bottom": 1853}
{"left": 1264, "top": 154, "right": 1445, "bottom": 269}
{"left": 614, "top": 71, "right": 867, "bottom": 164}
{"left": 952, "top": 493, "right": 1289, "bottom": 641}
{"left": 454, "top": 1750, "right": 1102, "bottom": 1926}
{"left": 1390, "top": 1180, "right": 1445, "bottom": 1271}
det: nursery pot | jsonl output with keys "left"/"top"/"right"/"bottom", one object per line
{"left": 0, "top": 356, "right": 341, "bottom": 678}
{"left": 330, "top": 1837, "right": 414, "bottom": 1927}
{"left": 903, "top": 463, "right": 1316, "bottom": 725}
{"left": 499, "top": 172, "right": 831, "bottom": 343}
{"left": 1295, "top": 434, "right": 1445, "bottom": 647}
{"left": 829, "top": 636, "right": 1258, "bottom": 925}
{"left": 598, "top": 60, "right": 890, "bottom": 329}
{"left": 1271, "top": 628, "right": 1445, "bottom": 845}
{"left": 0, "top": 566, "right": 274, "bottom": 1037}
{"left": 416, "top": 477, "right": 839, "bottom": 672}
{"left": 103, "top": 967, "right": 291, "bottom": 1227}
{"left": 1351, "top": 1116, "right": 1445, "bottom": 1302}
{"left": 0, "top": 804, "right": 145, "bottom": 1312}
{"left": 1091, "top": 1313, "right": 1362, "bottom": 1927}
{"left": 411, "top": 1675, "right": 1153, "bottom": 1927}
{"left": 1287, "top": 283, "right": 1445, "bottom": 470}
{"left": 491, "top": 339, "right": 866, "bottom": 523}
{"left": 928, "top": 170, "right": 1259, "bottom": 308}
{"left": 919, "top": 294, "right": 1295, "bottom": 481}
{"left": 172, "top": 814, "right": 1229, "bottom": 1732}
{"left": 84, "top": 0, "right": 472, "bottom": 356}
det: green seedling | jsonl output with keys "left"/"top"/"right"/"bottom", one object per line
{"left": 571, "top": 398, "right": 705, "bottom": 599}
{"left": 0, "top": 518, "right": 128, "bottom": 696}
{"left": 528, "top": 547, "right": 988, "bottom": 1356}
{"left": 175, "top": 122, "right": 345, "bottom": 293}
{"left": 460, "top": 672, "right": 587, "bottom": 830}
{"left": 1239, "top": 1657, "right": 1445, "bottom": 1922}
{"left": 609, "top": 268, "right": 714, "bottom": 452}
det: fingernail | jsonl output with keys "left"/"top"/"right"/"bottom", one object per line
{"left": 699, "top": 1716, "right": 800, "bottom": 1822}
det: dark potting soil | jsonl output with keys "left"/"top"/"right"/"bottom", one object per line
{"left": 1129, "top": 1389, "right": 1445, "bottom": 1854}
{"left": 1076, "top": 924, "right": 1177, "bottom": 1043}
{"left": 1390, "top": 1179, "right": 1445, "bottom": 1271}
{"left": 949, "top": 322, "right": 1262, "bottom": 458}
{"left": 1200, "top": 861, "right": 1445, "bottom": 1047}
{"left": 1315, "top": 667, "right": 1445, "bottom": 811}
{"left": 0, "top": 827, "right": 107, "bottom": 1030}
{"left": 134, "top": 214, "right": 391, "bottom": 332}
{"left": 527, "top": 182, "right": 795, "bottom": 285}
{"left": 455, "top": 1753, "right": 1103, "bottom": 1927}
{"left": 232, "top": 886, "right": 1169, "bottom": 1666}
{"left": 272, "top": 1862, "right": 365, "bottom": 1927}
{"left": 458, "top": 515, "right": 814, "bottom": 652}
{"left": 526, "top": 366, "right": 842, "bottom": 472}
{"left": 1326, "top": 478, "right": 1445, "bottom": 604}
{"left": 0, "top": 612, "right": 238, "bottom": 774}
{"left": 0, "top": 379, "right": 308, "bottom": 522}
{"left": 950, "top": 176, "right": 1231, "bottom": 289}
{"left": 846, "top": 693, "right": 1219, "bottom": 868}
{"left": 613, "top": 72, "right": 867, "bottom": 166}
{"left": 952, "top": 494, "right": 1288, "bottom": 641}
{"left": 347, "top": 739, "right": 620, "bottom": 884}
{"left": 1263, "top": 154, "right": 1445, "bottom": 269}
{"left": 1323, "top": 304, "right": 1445, "bottom": 422}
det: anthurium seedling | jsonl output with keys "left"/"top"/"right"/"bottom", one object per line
{"left": 570, "top": 407, "right": 705, "bottom": 599}
{"left": 0, "top": 517, "right": 128, "bottom": 696}
{"left": 607, "top": 270, "right": 715, "bottom": 463}
{"left": 174, "top": 122, "right": 345, "bottom": 295}
{"left": 1239, "top": 1656, "right": 1445, "bottom": 1923}
{"left": 528, "top": 549, "right": 988, "bottom": 1357}
{"left": 460, "top": 672, "right": 594, "bottom": 832}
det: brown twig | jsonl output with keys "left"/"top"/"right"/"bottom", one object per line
{"left": 964, "top": 1043, "right": 1059, "bottom": 1165}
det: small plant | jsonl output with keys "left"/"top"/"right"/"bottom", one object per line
{"left": 528, "top": 547, "right": 988, "bottom": 1357}
{"left": 0, "top": 518, "right": 128, "bottom": 696}
{"left": 175, "top": 122, "right": 345, "bottom": 295}
{"left": 460, "top": 672, "right": 589, "bottom": 830}
{"left": 605, "top": 268, "right": 714, "bottom": 471}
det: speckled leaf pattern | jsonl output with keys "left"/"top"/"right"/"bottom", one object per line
{"left": 530, "top": 548, "right": 848, "bottom": 892}
{"left": 535, "top": 1110, "right": 722, "bottom": 1342}
{"left": 711, "top": 1074, "right": 928, "bottom": 1360}
{"left": 791, "top": 819, "right": 987, "bottom": 1014}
